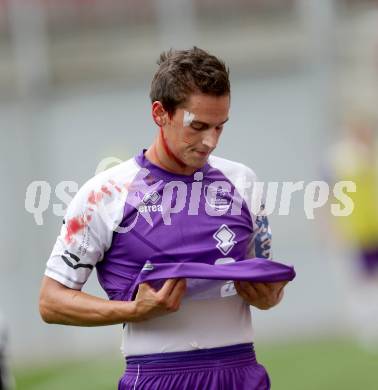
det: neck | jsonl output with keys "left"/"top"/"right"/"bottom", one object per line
{"left": 145, "top": 128, "right": 197, "bottom": 176}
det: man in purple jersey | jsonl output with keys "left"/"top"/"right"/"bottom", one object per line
{"left": 39, "top": 47, "right": 289, "bottom": 389}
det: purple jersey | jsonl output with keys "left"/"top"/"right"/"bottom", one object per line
{"left": 46, "top": 150, "right": 273, "bottom": 356}
{"left": 129, "top": 258, "right": 295, "bottom": 301}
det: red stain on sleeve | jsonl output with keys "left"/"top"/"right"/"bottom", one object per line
{"left": 65, "top": 216, "right": 86, "bottom": 244}
{"left": 88, "top": 191, "right": 104, "bottom": 204}
{"left": 88, "top": 189, "right": 105, "bottom": 205}
{"left": 88, "top": 191, "right": 97, "bottom": 205}
{"left": 96, "top": 192, "right": 104, "bottom": 202}
{"left": 101, "top": 185, "right": 112, "bottom": 196}
{"left": 66, "top": 179, "right": 127, "bottom": 244}
{"left": 106, "top": 179, "right": 123, "bottom": 193}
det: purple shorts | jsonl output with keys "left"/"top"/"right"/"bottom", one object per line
{"left": 118, "top": 343, "right": 270, "bottom": 390}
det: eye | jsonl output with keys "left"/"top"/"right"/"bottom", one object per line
{"left": 190, "top": 123, "right": 207, "bottom": 131}
{"left": 215, "top": 125, "right": 224, "bottom": 131}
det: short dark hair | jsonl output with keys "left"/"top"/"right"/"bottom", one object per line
{"left": 150, "top": 47, "right": 230, "bottom": 115}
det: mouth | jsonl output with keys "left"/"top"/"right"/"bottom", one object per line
{"left": 195, "top": 150, "right": 210, "bottom": 157}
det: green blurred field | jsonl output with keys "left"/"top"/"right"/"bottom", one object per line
{"left": 14, "top": 339, "right": 378, "bottom": 390}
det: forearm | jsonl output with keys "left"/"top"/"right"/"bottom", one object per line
{"left": 39, "top": 276, "right": 138, "bottom": 326}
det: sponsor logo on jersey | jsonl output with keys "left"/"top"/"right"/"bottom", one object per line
{"left": 138, "top": 204, "right": 163, "bottom": 213}
{"left": 139, "top": 191, "right": 163, "bottom": 213}
{"left": 214, "top": 257, "right": 237, "bottom": 297}
{"left": 213, "top": 224, "right": 237, "bottom": 255}
{"left": 142, "top": 260, "right": 154, "bottom": 272}
{"left": 143, "top": 191, "right": 161, "bottom": 205}
{"left": 204, "top": 185, "right": 232, "bottom": 211}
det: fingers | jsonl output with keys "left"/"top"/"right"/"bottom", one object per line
{"left": 235, "top": 280, "right": 288, "bottom": 310}
{"left": 240, "top": 281, "right": 288, "bottom": 296}
{"left": 166, "top": 279, "right": 187, "bottom": 310}
{"left": 135, "top": 279, "right": 179, "bottom": 303}
{"left": 157, "top": 278, "right": 186, "bottom": 311}
{"left": 234, "top": 282, "right": 249, "bottom": 302}
{"left": 263, "top": 281, "right": 288, "bottom": 297}
{"left": 132, "top": 279, "right": 187, "bottom": 321}
{"left": 235, "top": 281, "right": 258, "bottom": 302}
{"left": 266, "top": 281, "right": 289, "bottom": 290}
{"left": 276, "top": 281, "right": 288, "bottom": 296}
{"left": 251, "top": 282, "right": 271, "bottom": 296}
{"left": 135, "top": 282, "right": 156, "bottom": 296}
{"left": 168, "top": 279, "right": 186, "bottom": 302}
{"left": 158, "top": 278, "right": 181, "bottom": 297}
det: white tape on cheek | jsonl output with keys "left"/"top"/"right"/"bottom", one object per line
{"left": 183, "top": 111, "right": 195, "bottom": 127}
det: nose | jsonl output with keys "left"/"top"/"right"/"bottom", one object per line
{"left": 202, "top": 128, "right": 220, "bottom": 149}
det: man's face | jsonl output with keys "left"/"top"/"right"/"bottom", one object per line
{"left": 162, "top": 93, "right": 230, "bottom": 169}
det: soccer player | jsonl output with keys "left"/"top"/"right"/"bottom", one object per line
{"left": 39, "top": 47, "right": 288, "bottom": 389}
{"left": 325, "top": 113, "right": 378, "bottom": 350}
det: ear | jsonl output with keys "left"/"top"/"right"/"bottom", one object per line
{"left": 152, "top": 101, "right": 168, "bottom": 127}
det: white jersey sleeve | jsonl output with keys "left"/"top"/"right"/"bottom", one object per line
{"left": 45, "top": 159, "right": 140, "bottom": 289}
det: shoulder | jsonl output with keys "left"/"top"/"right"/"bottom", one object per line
{"left": 63, "top": 156, "right": 141, "bottom": 235}
{"left": 208, "top": 155, "right": 264, "bottom": 218}
{"left": 72, "top": 156, "right": 140, "bottom": 205}
{"left": 208, "top": 154, "right": 258, "bottom": 183}
{"left": 82, "top": 157, "right": 140, "bottom": 193}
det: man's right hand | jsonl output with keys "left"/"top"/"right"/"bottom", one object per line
{"left": 131, "top": 278, "right": 187, "bottom": 321}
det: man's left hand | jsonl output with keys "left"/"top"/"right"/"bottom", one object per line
{"left": 234, "top": 281, "right": 288, "bottom": 310}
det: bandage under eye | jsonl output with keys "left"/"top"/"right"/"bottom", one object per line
{"left": 183, "top": 111, "right": 195, "bottom": 127}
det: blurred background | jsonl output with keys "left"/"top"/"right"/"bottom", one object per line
{"left": 1, "top": 0, "right": 378, "bottom": 389}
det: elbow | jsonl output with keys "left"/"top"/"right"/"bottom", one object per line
{"left": 39, "top": 276, "right": 66, "bottom": 324}
{"left": 39, "top": 296, "right": 55, "bottom": 324}
{"left": 39, "top": 286, "right": 63, "bottom": 324}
